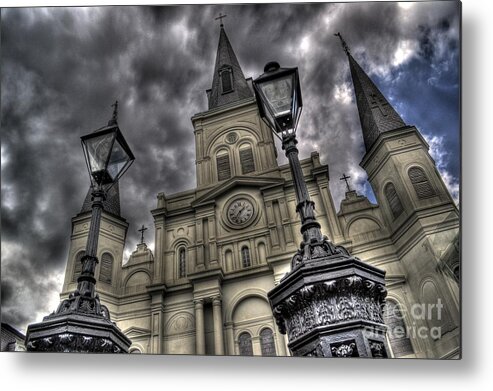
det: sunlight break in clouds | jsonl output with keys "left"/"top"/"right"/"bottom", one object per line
{"left": 392, "top": 39, "right": 418, "bottom": 67}
{"left": 425, "top": 134, "right": 460, "bottom": 205}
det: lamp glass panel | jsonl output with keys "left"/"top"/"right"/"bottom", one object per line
{"left": 258, "top": 74, "right": 293, "bottom": 117}
{"left": 107, "top": 137, "right": 130, "bottom": 181}
{"left": 85, "top": 132, "right": 114, "bottom": 174}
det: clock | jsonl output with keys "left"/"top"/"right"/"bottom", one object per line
{"left": 227, "top": 198, "right": 254, "bottom": 226}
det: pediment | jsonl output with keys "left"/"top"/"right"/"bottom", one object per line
{"left": 123, "top": 326, "right": 151, "bottom": 338}
{"left": 192, "top": 176, "right": 284, "bottom": 207}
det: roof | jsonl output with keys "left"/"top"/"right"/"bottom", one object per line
{"left": 207, "top": 25, "right": 253, "bottom": 109}
{"left": 348, "top": 53, "right": 407, "bottom": 151}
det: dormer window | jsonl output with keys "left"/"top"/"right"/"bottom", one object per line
{"left": 220, "top": 66, "right": 234, "bottom": 94}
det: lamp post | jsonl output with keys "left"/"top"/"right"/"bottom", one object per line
{"left": 254, "top": 62, "right": 389, "bottom": 358}
{"left": 25, "top": 102, "right": 133, "bottom": 353}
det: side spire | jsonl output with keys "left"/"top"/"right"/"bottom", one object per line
{"left": 336, "top": 34, "right": 407, "bottom": 151}
{"left": 208, "top": 20, "right": 253, "bottom": 109}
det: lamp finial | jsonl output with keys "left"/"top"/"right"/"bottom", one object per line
{"left": 108, "top": 100, "right": 118, "bottom": 126}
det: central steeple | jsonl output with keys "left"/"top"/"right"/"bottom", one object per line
{"left": 207, "top": 22, "right": 253, "bottom": 109}
{"left": 335, "top": 33, "right": 407, "bottom": 152}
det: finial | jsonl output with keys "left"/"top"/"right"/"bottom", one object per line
{"left": 334, "top": 32, "right": 350, "bottom": 56}
{"left": 215, "top": 12, "right": 227, "bottom": 28}
{"left": 339, "top": 173, "right": 352, "bottom": 192}
{"left": 108, "top": 100, "right": 118, "bottom": 126}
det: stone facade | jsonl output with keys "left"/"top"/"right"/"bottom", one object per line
{"left": 1, "top": 323, "right": 26, "bottom": 352}
{"left": 60, "top": 26, "right": 460, "bottom": 358}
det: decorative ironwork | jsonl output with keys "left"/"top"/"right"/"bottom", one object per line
{"left": 331, "top": 341, "right": 358, "bottom": 357}
{"left": 272, "top": 276, "right": 387, "bottom": 340}
{"left": 369, "top": 340, "right": 387, "bottom": 358}
{"left": 25, "top": 104, "right": 133, "bottom": 353}
{"left": 27, "top": 333, "right": 124, "bottom": 353}
{"left": 108, "top": 100, "right": 118, "bottom": 126}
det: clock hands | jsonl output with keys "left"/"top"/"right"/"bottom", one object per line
{"left": 228, "top": 200, "right": 253, "bottom": 225}
{"left": 235, "top": 205, "right": 245, "bottom": 219}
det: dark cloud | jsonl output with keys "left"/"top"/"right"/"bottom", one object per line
{"left": 0, "top": 2, "right": 460, "bottom": 331}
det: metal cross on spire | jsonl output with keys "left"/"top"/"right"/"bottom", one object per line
{"left": 334, "top": 32, "right": 350, "bottom": 56}
{"left": 340, "top": 173, "right": 352, "bottom": 192}
{"left": 215, "top": 12, "right": 227, "bottom": 27}
{"left": 138, "top": 224, "right": 148, "bottom": 244}
{"left": 108, "top": 100, "right": 118, "bottom": 126}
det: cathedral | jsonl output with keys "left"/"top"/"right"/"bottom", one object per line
{"left": 60, "top": 24, "right": 460, "bottom": 358}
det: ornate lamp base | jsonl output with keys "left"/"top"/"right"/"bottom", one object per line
{"left": 25, "top": 295, "right": 131, "bottom": 353}
{"left": 269, "top": 247, "right": 389, "bottom": 358}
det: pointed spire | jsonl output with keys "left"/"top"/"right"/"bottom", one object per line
{"left": 80, "top": 182, "right": 121, "bottom": 216}
{"left": 208, "top": 22, "right": 253, "bottom": 109}
{"left": 334, "top": 32, "right": 350, "bottom": 56}
{"left": 108, "top": 100, "right": 118, "bottom": 126}
{"left": 337, "top": 35, "right": 407, "bottom": 151}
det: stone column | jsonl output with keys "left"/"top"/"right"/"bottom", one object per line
{"left": 194, "top": 299, "right": 205, "bottom": 355}
{"left": 275, "top": 330, "right": 287, "bottom": 356}
{"left": 251, "top": 336, "right": 262, "bottom": 356}
{"left": 212, "top": 296, "right": 225, "bottom": 355}
{"left": 224, "top": 322, "right": 235, "bottom": 355}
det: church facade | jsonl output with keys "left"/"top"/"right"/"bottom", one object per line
{"left": 60, "top": 25, "right": 460, "bottom": 358}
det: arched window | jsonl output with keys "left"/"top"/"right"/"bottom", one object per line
{"left": 384, "top": 183, "right": 404, "bottom": 219}
{"left": 260, "top": 328, "right": 276, "bottom": 356}
{"left": 241, "top": 246, "right": 251, "bottom": 268}
{"left": 178, "top": 247, "right": 186, "bottom": 278}
{"left": 99, "top": 253, "right": 113, "bottom": 284}
{"left": 408, "top": 167, "right": 436, "bottom": 199}
{"left": 383, "top": 301, "right": 414, "bottom": 358}
{"left": 216, "top": 150, "right": 231, "bottom": 181}
{"left": 72, "top": 251, "right": 86, "bottom": 282}
{"left": 239, "top": 144, "right": 255, "bottom": 174}
{"left": 220, "top": 66, "right": 233, "bottom": 94}
{"left": 238, "top": 332, "right": 253, "bottom": 356}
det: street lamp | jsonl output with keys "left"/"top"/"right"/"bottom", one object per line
{"left": 253, "top": 61, "right": 327, "bottom": 268}
{"left": 78, "top": 105, "right": 134, "bottom": 300}
{"left": 25, "top": 102, "right": 133, "bottom": 353}
{"left": 254, "top": 63, "right": 389, "bottom": 358}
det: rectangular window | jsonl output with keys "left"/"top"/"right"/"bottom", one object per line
{"left": 240, "top": 147, "right": 255, "bottom": 174}
{"left": 217, "top": 154, "right": 231, "bottom": 181}
{"left": 99, "top": 254, "right": 113, "bottom": 284}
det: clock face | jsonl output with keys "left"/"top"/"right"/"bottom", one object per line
{"left": 227, "top": 199, "right": 254, "bottom": 226}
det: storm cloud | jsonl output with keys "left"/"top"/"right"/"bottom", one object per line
{"left": 1, "top": 2, "right": 460, "bottom": 331}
